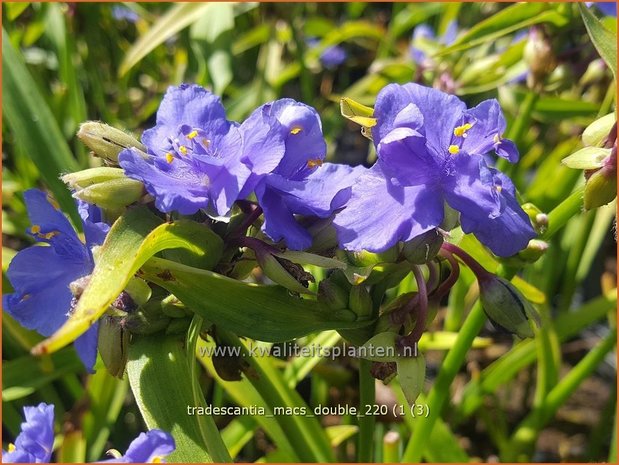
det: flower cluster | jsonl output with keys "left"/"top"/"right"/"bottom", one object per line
{"left": 2, "top": 403, "right": 174, "bottom": 463}
{"left": 118, "top": 83, "right": 534, "bottom": 256}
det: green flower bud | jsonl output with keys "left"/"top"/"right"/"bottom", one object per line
{"left": 122, "top": 310, "right": 171, "bottom": 335}
{"left": 517, "top": 239, "right": 549, "bottom": 262}
{"left": 579, "top": 59, "right": 607, "bottom": 87}
{"left": 345, "top": 246, "right": 399, "bottom": 267}
{"left": 402, "top": 229, "right": 444, "bottom": 264}
{"left": 562, "top": 147, "right": 612, "bottom": 170}
{"left": 584, "top": 165, "right": 617, "bottom": 210}
{"left": 523, "top": 27, "right": 556, "bottom": 89}
{"left": 582, "top": 113, "right": 615, "bottom": 147}
{"left": 62, "top": 167, "right": 128, "bottom": 189}
{"left": 77, "top": 121, "right": 146, "bottom": 163}
{"left": 98, "top": 315, "right": 129, "bottom": 378}
{"left": 256, "top": 250, "right": 314, "bottom": 295}
{"left": 478, "top": 274, "right": 540, "bottom": 339}
{"left": 70, "top": 177, "right": 145, "bottom": 210}
{"left": 348, "top": 284, "right": 373, "bottom": 319}
{"left": 318, "top": 280, "right": 349, "bottom": 310}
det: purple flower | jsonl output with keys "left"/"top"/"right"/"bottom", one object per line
{"left": 2, "top": 403, "right": 54, "bottom": 463}
{"left": 308, "top": 38, "right": 348, "bottom": 68}
{"left": 587, "top": 2, "right": 617, "bottom": 16}
{"left": 410, "top": 21, "right": 458, "bottom": 66}
{"left": 247, "top": 99, "right": 366, "bottom": 250}
{"left": 333, "top": 83, "right": 535, "bottom": 257}
{"left": 111, "top": 5, "right": 139, "bottom": 23}
{"left": 102, "top": 430, "right": 175, "bottom": 463}
{"left": 119, "top": 84, "right": 285, "bottom": 217}
{"left": 3, "top": 190, "right": 108, "bottom": 371}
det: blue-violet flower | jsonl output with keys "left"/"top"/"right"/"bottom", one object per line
{"left": 102, "top": 430, "right": 175, "bottom": 463}
{"left": 3, "top": 190, "right": 109, "bottom": 371}
{"left": 2, "top": 403, "right": 54, "bottom": 463}
{"left": 333, "top": 83, "right": 536, "bottom": 257}
{"left": 119, "top": 84, "right": 286, "bottom": 217}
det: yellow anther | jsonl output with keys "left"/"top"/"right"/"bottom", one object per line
{"left": 290, "top": 126, "right": 303, "bottom": 135}
{"left": 8, "top": 444, "right": 15, "bottom": 453}
{"left": 165, "top": 152, "right": 175, "bottom": 164}
{"left": 448, "top": 145, "right": 460, "bottom": 155}
{"left": 152, "top": 456, "right": 164, "bottom": 463}
{"left": 179, "top": 145, "right": 188, "bottom": 155}
{"left": 307, "top": 158, "right": 323, "bottom": 169}
{"left": 31, "top": 225, "right": 41, "bottom": 234}
{"left": 496, "top": 185, "right": 503, "bottom": 193}
{"left": 493, "top": 133, "right": 501, "bottom": 143}
{"left": 202, "top": 138, "right": 211, "bottom": 147}
{"left": 21, "top": 294, "right": 31, "bottom": 302}
{"left": 187, "top": 130, "right": 198, "bottom": 139}
{"left": 453, "top": 123, "right": 473, "bottom": 137}
{"left": 42, "top": 231, "right": 59, "bottom": 240}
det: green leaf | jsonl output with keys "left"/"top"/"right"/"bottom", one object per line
{"left": 437, "top": 3, "right": 568, "bottom": 56}
{"left": 127, "top": 335, "right": 214, "bottom": 462}
{"left": 326, "top": 425, "right": 358, "bottom": 447}
{"left": 397, "top": 354, "right": 426, "bottom": 406}
{"left": 32, "top": 207, "right": 223, "bottom": 356}
{"left": 2, "top": 28, "right": 80, "bottom": 226}
{"left": 141, "top": 257, "right": 372, "bottom": 342}
{"left": 579, "top": 3, "right": 617, "bottom": 78}
{"left": 2, "top": 348, "right": 83, "bottom": 401}
{"left": 340, "top": 97, "right": 376, "bottom": 128}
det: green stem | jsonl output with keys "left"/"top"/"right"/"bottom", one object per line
{"left": 401, "top": 301, "right": 487, "bottom": 462}
{"left": 498, "top": 90, "right": 539, "bottom": 173}
{"left": 187, "top": 317, "right": 232, "bottom": 463}
{"left": 382, "top": 431, "right": 401, "bottom": 463}
{"left": 357, "top": 358, "right": 376, "bottom": 462}
{"left": 502, "top": 328, "right": 616, "bottom": 461}
{"left": 541, "top": 185, "right": 585, "bottom": 241}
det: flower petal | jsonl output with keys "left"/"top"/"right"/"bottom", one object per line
{"left": 119, "top": 148, "right": 211, "bottom": 215}
{"left": 442, "top": 153, "right": 503, "bottom": 220}
{"left": 333, "top": 163, "right": 444, "bottom": 252}
{"left": 460, "top": 174, "right": 536, "bottom": 256}
{"left": 4, "top": 245, "right": 90, "bottom": 336}
{"left": 74, "top": 323, "right": 100, "bottom": 373}
{"left": 256, "top": 183, "right": 313, "bottom": 250}
{"left": 5, "top": 403, "right": 55, "bottom": 464}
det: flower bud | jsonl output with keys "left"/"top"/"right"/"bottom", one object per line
{"left": 478, "top": 274, "right": 540, "bottom": 338}
{"left": 255, "top": 249, "right": 314, "bottom": 295}
{"left": 98, "top": 315, "right": 129, "bottom": 378}
{"left": 523, "top": 27, "right": 556, "bottom": 89}
{"left": 517, "top": 239, "right": 549, "bottom": 262}
{"left": 122, "top": 310, "right": 171, "bottom": 335}
{"left": 62, "top": 167, "right": 128, "bottom": 189}
{"left": 584, "top": 163, "right": 617, "bottom": 210}
{"left": 71, "top": 178, "right": 145, "bottom": 211}
{"left": 345, "top": 247, "right": 399, "bottom": 267}
{"left": 318, "top": 280, "right": 349, "bottom": 310}
{"left": 77, "top": 121, "right": 146, "bottom": 163}
{"left": 582, "top": 113, "right": 615, "bottom": 147}
{"left": 348, "top": 285, "right": 373, "bottom": 319}
{"left": 579, "top": 59, "right": 607, "bottom": 87}
{"left": 396, "top": 354, "right": 426, "bottom": 405}
{"left": 402, "top": 229, "right": 444, "bottom": 264}
{"left": 562, "top": 147, "right": 612, "bottom": 170}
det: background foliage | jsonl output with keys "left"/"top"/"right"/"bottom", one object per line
{"left": 2, "top": 2, "right": 617, "bottom": 462}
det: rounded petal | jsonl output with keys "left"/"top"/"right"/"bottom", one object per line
{"left": 4, "top": 245, "right": 91, "bottom": 336}
{"left": 442, "top": 153, "right": 502, "bottom": 220}
{"left": 239, "top": 107, "right": 287, "bottom": 179}
{"left": 333, "top": 163, "right": 444, "bottom": 252}
{"left": 142, "top": 84, "right": 231, "bottom": 153}
{"left": 23, "top": 190, "right": 79, "bottom": 244}
{"left": 263, "top": 99, "right": 327, "bottom": 178}
{"left": 374, "top": 83, "right": 465, "bottom": 156}
{"left": 104, "top": 430, "right": 175, "bottom": 463}
{"left": 376, "top": 127, "right": 440, "bottom": 185}
{"left": 264, "top": 163, "right": 367, "bottom": 217}
{"left": 257, "top": 183, "right": 313, "bottom": 250}
{"left": 460, "top": 174, "right": 536, "bottom": 257}
{"left": 460, "top": 99, "right": 519, "bottom": 162}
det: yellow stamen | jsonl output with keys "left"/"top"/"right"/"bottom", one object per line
{"left": 187, "top": 130, "right": 198, "bottom": 139}
{"left": 152, "top": 456, "right": 164, "bottom": 463}
{"left": 493, "top": 133, "right": 501, "bottom": 143}
{"left": 8, "top": 444, "right": 15, "bottom": 453}
{"left": 290, "top": 126, "right": 303, "bottom": 135}
{"left": 179, "top": 145, "right": 188, "bottom": 155}
{"left": 448, "top": 145, "right": 460, "bottom": 155}
{"left": 42, "top": 231, "right": 59, "bottom": 240}
{"left": 165, "top": 153, "right": 174, "bottom": 164}
{"left": 307, "top": 158, "right": 323, "bottom": 169}
{"left": 31, "top": 225, "right": 41, "bottom": 234}
{"left": 202, "top": 138, "right": 210, "bottom": 147}
{"left": 496, "top": 185, "right": 503, "bottom": 193}
{"left": 21, "top": 294, "right": 31, "bottom": 302}
{"left": 453, "top": 123, "right": 473, "bottom": 137}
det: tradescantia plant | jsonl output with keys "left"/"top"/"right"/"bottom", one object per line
{"left": 5, "top": 81, "right": 544, "bottom": 461}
